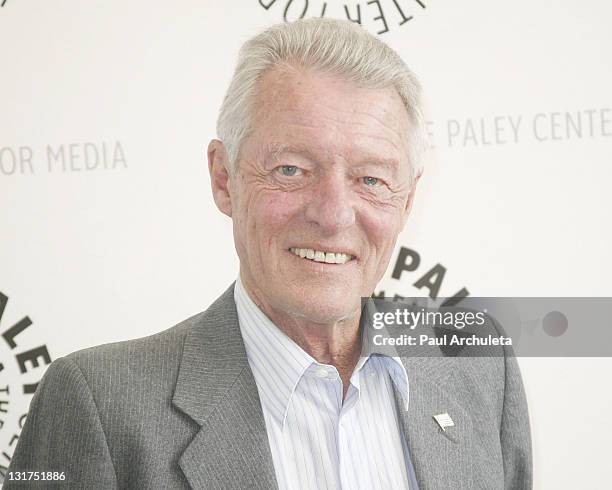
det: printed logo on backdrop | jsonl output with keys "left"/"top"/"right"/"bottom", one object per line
{"left": 376, "top": 246, "right": 571, "bottom": 353}
{"left": 0, "top": 141, "right": 126, "bottom": 176}
{"left": 0, "top": 1, "right": 7, "bottom": 8}
{"left": 257, "top": 0, "right": 426, "bottom": 34}
{"left": 428, "top": 109, "right": 612, "bottom": 149}
{"left": 0, "top": 293, "right": 52, "bottom": 479}
{"left": 375, "top": 246, "right": 469, "bottom": 305}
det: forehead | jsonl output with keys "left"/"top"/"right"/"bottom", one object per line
{"left": 248, "top": 66, "right": 411, "bottom": 164}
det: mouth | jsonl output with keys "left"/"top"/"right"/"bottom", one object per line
{"left": 288, "top": 247, "right": 356, "bottom": 265}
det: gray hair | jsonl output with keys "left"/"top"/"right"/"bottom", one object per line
{"left": 216, "top": 18, "right": 427, "bottom": 184}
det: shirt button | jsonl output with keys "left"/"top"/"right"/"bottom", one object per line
{"left": 315, "top": 367, "right": 329, "bottom": 378}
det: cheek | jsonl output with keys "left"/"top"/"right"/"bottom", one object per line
{"left": 249, "top": 191, "right": 305, "bottom": 242}
{"left": 360, "top": 207, "right": 404, "bottom": 258}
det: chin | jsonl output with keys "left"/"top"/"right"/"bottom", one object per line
{"left": 285, "top": 290, "right": 361, "bottom": 324}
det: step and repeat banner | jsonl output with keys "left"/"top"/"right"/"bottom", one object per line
{"left": 1, "top": 1, "right": 610, "bottom": 488}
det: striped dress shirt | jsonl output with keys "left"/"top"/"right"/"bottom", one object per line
{"left": 234, "top": 277, "right": 418, "bottom": 490}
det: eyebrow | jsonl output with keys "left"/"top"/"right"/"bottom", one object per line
{"left": 262, "top": 143, "right": 314, "bottom": 164}
{"left": 261, "top": 142, "right": 401, "bottom": 173}
{"left": 353, "top": 158, "right": 401, "bottom": 173}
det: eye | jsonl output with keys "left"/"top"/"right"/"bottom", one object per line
{"left": 278, "top": 165, "right": 299, "bottom": 176}
{"left": 362, "top": 176, "right": 380, "bottom": 186}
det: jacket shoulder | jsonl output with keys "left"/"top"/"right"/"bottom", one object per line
{"left": 63, "top": 283, "right": 236, "bottom": 372}
{"left": 64, "top": 310, "right": 206, "bottom": 371}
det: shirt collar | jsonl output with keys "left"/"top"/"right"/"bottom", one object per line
{"left": 234, "top": 277, "right": 410, "bottom": 427}
{"left": 360, "top": 315, "right": 410, "bottom": 409}
{"left": 234, "top": 276, "right": 314, "bottom": 428}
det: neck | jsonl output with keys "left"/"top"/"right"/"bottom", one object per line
{"left": 240, "top": 274, "right": 362, "bottom": 396}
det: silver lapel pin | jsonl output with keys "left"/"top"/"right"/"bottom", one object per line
{"left": 433, "top": 413, "right": 454, "bottom": 432}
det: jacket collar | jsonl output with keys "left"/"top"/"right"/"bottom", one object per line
{"left": 172, "top": 283, "right": 278, "bottom": 489}
{"left": 395, "top": 355, "right": 475, "bottom": 487}
{"left": 172, "top": 283, "right": 473, "bottom": 489}
{"left": 234, "top": 276, "right": 315, "bottom": 429}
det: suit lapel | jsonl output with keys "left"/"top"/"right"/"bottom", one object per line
{"left": 172, "top": 284, "right": 278, "bottom": 490}
{"left": 394, "top": 356, "right": 474, "bottom": 489}
{"left": 171, "top": 285, "right": 475, "bottom": 489}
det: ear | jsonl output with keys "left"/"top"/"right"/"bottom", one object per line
{"left": 208, "top": 139, "right": 233, "bottom": 217}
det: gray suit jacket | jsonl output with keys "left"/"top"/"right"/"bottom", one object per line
{"left": 4, "top": 284, "right": 531, "bottom": 489}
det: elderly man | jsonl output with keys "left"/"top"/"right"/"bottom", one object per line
{"left": 6, "top": 19, "right": 531, "bottom": 490}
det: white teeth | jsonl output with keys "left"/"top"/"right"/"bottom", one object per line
{"left": 335, "top": 254, "right": 346, "bottom": 264}
{"left": 334, "top": 253, "right": 350, "bottom": 264}
{"left": 289, "top": 248, "right": 353, "bottom": 264}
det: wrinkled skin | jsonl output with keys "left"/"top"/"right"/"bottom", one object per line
{"left": 209, "top": 66, "right": 417, "bottom": 370}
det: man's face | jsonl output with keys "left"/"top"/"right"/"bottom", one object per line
{"left": 219, "top": 67, "right": 415, "bottom": 325}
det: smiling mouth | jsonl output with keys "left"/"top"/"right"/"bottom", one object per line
{"left": 289, "top": 247, "right": 355, "bottom": 264}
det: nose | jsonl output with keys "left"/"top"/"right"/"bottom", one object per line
{"left": 304, "top": 171, "right": 356, "bottom": 233}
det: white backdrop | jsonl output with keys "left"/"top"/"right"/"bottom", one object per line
{"left": 1, "top": 1, "right": 611, "bottom": 488}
